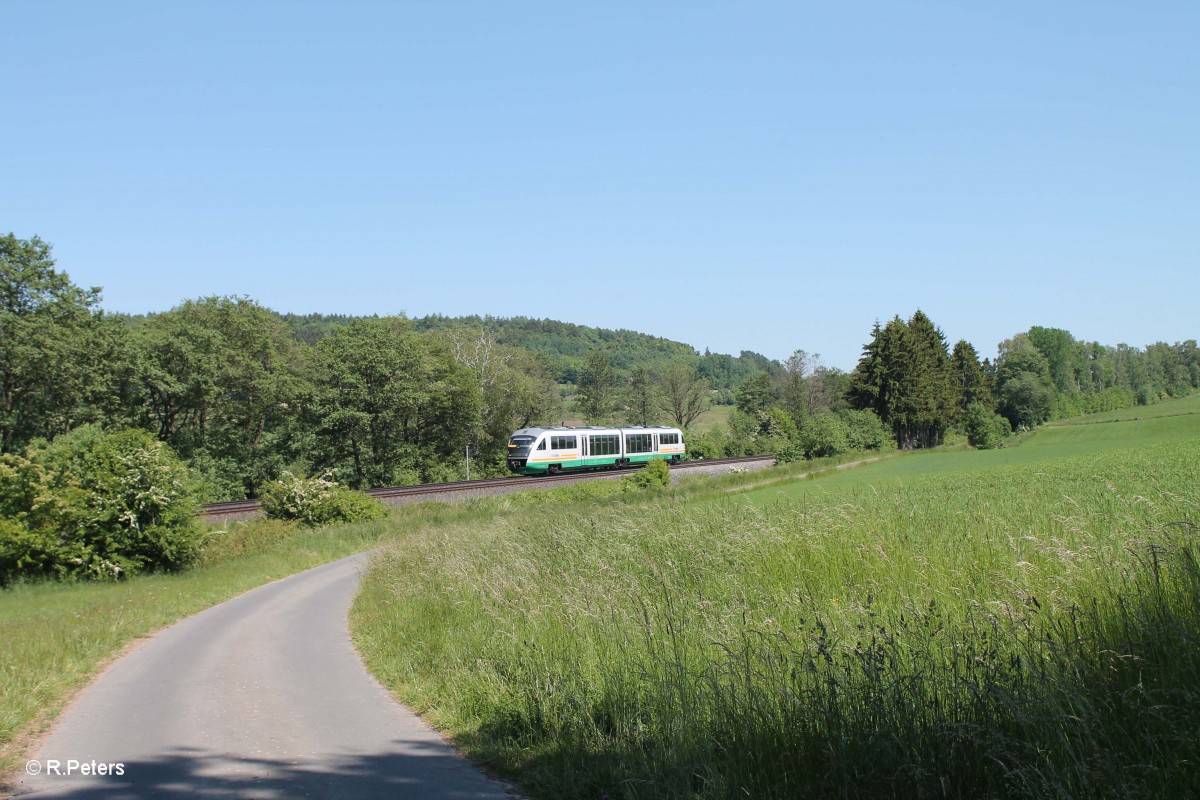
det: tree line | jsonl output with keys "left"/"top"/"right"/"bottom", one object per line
{"left": 847, "top": 310, "right": 1199, "bottom": 451}
{"left": 4, "top": 233, "right": 1197, "bottom": 503}
{"left": 0, "top": 235, "right": 746, "bottom": 499}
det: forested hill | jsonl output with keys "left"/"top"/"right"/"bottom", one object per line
{"left": 283, "top": 312, "right": 779, "bottom": 390}
{"left": 3, "top": 234, "right": 1197, "bottom": 505}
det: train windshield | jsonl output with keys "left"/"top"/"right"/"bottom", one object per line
{"left": 507, "top": 435, "right": 536, "bottom": 455}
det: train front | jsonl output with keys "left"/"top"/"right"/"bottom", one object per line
{"left": 506, "top": 430, "right": 537, "bottom": 474}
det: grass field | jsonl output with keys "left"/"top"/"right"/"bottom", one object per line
{"left": 729, "top": 393, "right": 1200, "bottom": 503}
{"left": 691, "top": 404, "right": 735, "bottom": 433}
{"left": 3, "top": 396, "right": 1197, "bottom": 794}
{"left": 353, "top": 396, "right": 1200, "bottom": 799}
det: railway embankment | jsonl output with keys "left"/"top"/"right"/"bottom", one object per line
{"left": 201, "top": 456, "right": 777, "bottom": 524}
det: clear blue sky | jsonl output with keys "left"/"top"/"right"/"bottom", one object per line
{"left": 3, "top": 1, "right": 1196, "bottom": 370}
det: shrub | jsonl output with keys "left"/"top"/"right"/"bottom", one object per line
{"left": 0, "top": 426, "right": 201, "bottom": 584}
{"left": 839, "top": 408, "right": 892, "bottom": 451}
{"left": 623, "top": 458, "right": 671, "bottom": 490}
{"left": 773, "top": 440, "right": 807, "bottom": 464}
{"left": 685, "top": 430, "right": 726, "bottom": 460}
{"left": 964, "top": 402, "right": 1012, "bottom": 449}
{"left": 259, "top": 471, "right": 389, "bottom": 527}
{"left": 798, "top": 411, "right": 851, "bottom": 459}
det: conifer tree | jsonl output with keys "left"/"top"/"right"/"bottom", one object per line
{"left": 950, "top": 340, "right": 993, "bottom": 415}
{"left": 849, "top": 311, "right": 956, "bottom": 449}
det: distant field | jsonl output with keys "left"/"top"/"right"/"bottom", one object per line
{"left": 731, "top": 393, "right": 1200, "bottom": 502}
{"left": 354, "top": 395, "right": 1200, "bottom": 799}
{"left": 1049, "top": 392, "right": 1200, "bottom": 426}
{"left": 691, "top": 404, "right": 734, "bottom": 433}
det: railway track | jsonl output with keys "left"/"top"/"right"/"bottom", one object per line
{"left": 201, "top": 455, "right": 776, "bottom": 523}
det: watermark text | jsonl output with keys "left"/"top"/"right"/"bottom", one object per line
{"left": 26, "top": 759, "right": 125, "bottom": 777}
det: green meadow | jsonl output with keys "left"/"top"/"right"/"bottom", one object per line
{"left": 3, "top": 396, "right": 1197, "bottom": 795}
{"left": 353, "top": 396, "right": 1200, "bottom": 799}
{"left": 691, "top": 404, "right": 736, "bottom": 433}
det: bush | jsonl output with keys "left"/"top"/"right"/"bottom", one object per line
{"left": 685, "top": 430, "right": 726, "bottom": 460}
{"left": 798, "top": 411, "right": 851, "bottom": 459}
{"left": 623, "top": 458, "right": 671, "bottom": 490}
{"left": 839, "top": 408, "right": 892, "bottom": 451}
{"left": 0, "top": 426, "right": 201, "bottom": 584}
{"left": 964, "top": 402, "right": 1012, "bottom": 449}
{"left": 259, "top": 471, "right": 389, "bottom": 527}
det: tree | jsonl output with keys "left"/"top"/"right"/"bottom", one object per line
{"left": 963, "top": 402, "right": 1011, "bottom": 449}
{"left": 848, "top": 311, "right": 955, "bottom": 449}
{"left": 0, "top": 234, "right": 106, "bottom": 453}
{"left": 1026, "top": 326, "right": 1085, "bottom": 394}
{"left": 902, "top": 310, "right": 956, "bottom": 447}
{"left": 735, "top": 372, "right": 777, "bottom": 418}
{"left": 780, "top": 349, "right": 815, "bottom": 428}
{"left": 950, "top": 340, "right": 993, "bottom": 416}
{"left": 306, "top": 318, "right": 480, "bottom": 487}
{"left": 128, "top": 296, "right": 304, "bottom": 498}
{"left": 994, "top": 336, "right": 1055, "bottom": 429}
{"left": 626, "top": 365, "right": 656, "bottom": 426}
{"left": 659, "top": 365, "right": 711, "bottom": 428}
{"left": 996, "top": 371, "right": 1054, "bottom": 429}
{"left": 849, "top": 317, "right": 913, "bottom": 444}
{"left": 577, "top": 350, "right": 617, "bottom": 423}
{"left": 446, "top": 326, "right": 561, "bottom": 474}
{"left": 807, "top": 365, "right": 849, "bottom": 413}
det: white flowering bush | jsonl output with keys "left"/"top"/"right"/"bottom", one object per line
{"left": 0, "top": 426, "right": 200, "bottom": 584}
{"left": 259, "top": 471, "right": 388, "bottom": 527}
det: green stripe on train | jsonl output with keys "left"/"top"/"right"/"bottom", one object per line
{"left": 523, "top": 453, "right": 674, "bottom": 472}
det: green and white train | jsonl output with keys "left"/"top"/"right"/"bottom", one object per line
{"left": 506, "top": 425, "right": 686, "bottom": 476}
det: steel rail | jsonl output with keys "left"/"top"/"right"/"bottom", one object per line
{"left": 200, "top": 455, "right": 776, "bottom": 523}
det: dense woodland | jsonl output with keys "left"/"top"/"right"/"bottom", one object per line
{"left": 4, "top": 233, "right": 1199, "bottom": 503}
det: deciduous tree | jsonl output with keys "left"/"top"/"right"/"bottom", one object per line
{"left": 626, "top": 365, "right": 656, "bottom": 426}
{"left": 578, "top": 350, "right": 617, "bottom": 423}
{"left": 129, "top": 296, "right": 304, "bottom": 497}
{"left": 307, "top": 318, "right": 480, "bottom": 487}
{"left": 0, "top": 234, "right": 105, "bottom": 453}
{"left": 658, "top": 364, "right": 710, "bottom": 428}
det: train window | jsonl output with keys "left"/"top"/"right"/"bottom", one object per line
{"left": 537, "top": 440, "right": 547, "bottom": 450}
{"left": 589, "top": 435, "right": 619, "bottom": 456}
{"left": 625, "top": 433, "right": 653, "bottom": 453}
{"left": 550, "top": 435, "right": 577, "bottom": 450}
{"left": 661, "top": 433, "right": 679, "bottom": 445}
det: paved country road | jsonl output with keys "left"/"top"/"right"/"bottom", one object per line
{"left": 14, "top": 554, "right": 517, "bottom": 799}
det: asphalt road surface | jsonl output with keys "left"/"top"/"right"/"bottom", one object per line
{"left": 15, "top": 554, "right": 516, "bottom": 799}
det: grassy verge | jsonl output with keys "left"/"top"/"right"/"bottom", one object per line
{"left": 352, "top": 404, "right": 1200, "bottom": 799}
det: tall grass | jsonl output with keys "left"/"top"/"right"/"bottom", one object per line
{"left": 353, "top": 438, "right": 1200, "bottom": 799}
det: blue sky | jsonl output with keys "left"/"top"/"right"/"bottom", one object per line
{"left": 3, "top": 1, "right": 1196, "bottom": 370}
